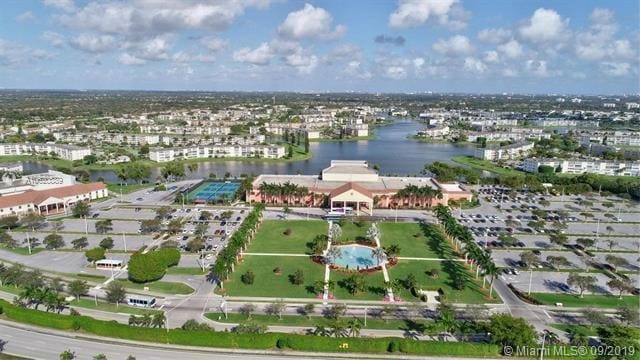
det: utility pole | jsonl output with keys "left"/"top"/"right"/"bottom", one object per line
{"left": 26, "top": 230, "right": 32, "bottom": 255}
{"left": 84, "top": 215, "right": 88, "bottom": 235}
{"left": 122, "top": 232, "right": 127, "bottom": 252}
{"left": 527, "top": 268, "right": 533, "bottom": 295}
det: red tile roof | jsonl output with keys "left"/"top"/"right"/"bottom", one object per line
{"left": 0, "top": 182, "right": 106, "bottom": 209}
{"left": 329, "top": 182, "right": 373, "bottom": 199}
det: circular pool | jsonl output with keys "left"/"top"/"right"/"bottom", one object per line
{"left": 331, "top": 244, "right": 382, "bottom": 268}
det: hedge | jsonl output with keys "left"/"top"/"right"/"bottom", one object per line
{"left": 0, "top": 299, "right": 500, "bottom": 357}
{"left": 128, "top": 248, "right": 181, "bottom": 283}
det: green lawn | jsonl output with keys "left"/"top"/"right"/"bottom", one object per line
{"left": 334, "top": 221, "right": 369, "bottom": 244}
{"left": 219, "top": 255, "right": 325, "bottom": 298}
{"left": 165, "top": 267, "right": 207, "bottom": 275}
{"left": 116, "top": 279, "right": 194, "bottom": 295}
{"left": 0, "top": 246, "right": 45, "bottom": 256}
{"left": 0, "top": 284, "right": 23, "bottom": 295}
{"left": 388, "top": 260, "right": 498, "bottom": 304}
{"left": 532, "top": 293, "right": 639, "bottom": 308}
{"left": 378, "top": 222, "right": 441, "bottom": 259}
{"left": 204, "top": 312, "right": 435, "bottom": 332}
{"left": 551, "top": 324, "right": 598, "bottom": 336}
{"left": 331, "top": 271, "right": 388, "bottom": 301}
{"left": 71, "top": 298, "right": 162, "bottom": 315}
{"left": 106, "top": 183, "right": 154, "bottom": 194}
{"left": 247, "top": 220, "right": 327, "bottom": 254}
{"left": 452, "top": 156, "right": 525, "bottom": 177}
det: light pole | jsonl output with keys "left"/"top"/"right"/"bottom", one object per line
{"left": 84, "top": 215, "right": 88, "bottom": 235}
{"left": 122, "top": 232, "right": 127, "bottom": 252}
{"left": 527, "top": 268, "right": 533, "bottom": 295}
{"left": 539, "top": 332, "right": 547, "bottom": 360}
{"left": 364, "top": 306, "right": 367, "bottom": 327}
{"left": 395, "top": 206, "right": 398, "bottom": 223}
{"left": 25, "top": 230, "right": 32, "bottom": 255}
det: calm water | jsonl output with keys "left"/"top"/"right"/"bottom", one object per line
{"left": 22, "top": 120, "right": 476, "bottom": 182}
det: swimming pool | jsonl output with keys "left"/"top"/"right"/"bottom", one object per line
{"left": 331, "top": 244, "right": 381, "bottom": 269}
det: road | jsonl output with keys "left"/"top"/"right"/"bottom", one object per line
{"left": 0, "top": 321, "right": 386, "bottom": 360}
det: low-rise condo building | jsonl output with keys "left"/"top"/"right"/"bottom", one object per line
{"left": 476, "top": 142, "right": 534, "bottom": 161}
{"left": 149, "top": 144, "right": 286, "bottom": 162}
{"left": 0, "top": 143, "right": 91, "bottom": 161}
{"left": 247, "top": 160, "right": 472, "bottom": 215}
{"left": 522, "top": 158, "right": 640, "bottom": 176}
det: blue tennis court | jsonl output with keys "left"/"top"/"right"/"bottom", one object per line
{"left": 187, "top": 181, "right": 240, "bottom": 203}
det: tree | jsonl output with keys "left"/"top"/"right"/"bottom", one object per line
{"left": 0, "top": 215, "right": 20, "bottom": 229}
{"left": 302, "top": 303, "right": 315, "bottom": 319}
{"left": 607, "top": 278, "right": 632, "bottom": 298}
{"left": 546, "top": 255, "right": 571, "bottom": 271}
{"left": 567, "top": 273, "right": 597, "bottom": 298}
{"left": 85, "top": 247, "right": 105, "bottom": 263}
{"left": 436, "top": 303, "right": 458, "bottom": 335}
{"left": 94, "top": 219, "right": 113, "bottom": 234}
{"left": 21, "top": 212, "right": 45, "bottom": 231}
{"left": 118, "top": 162, "right": 151, "bottom": 184}
{"left": 71, "top": 237, "right": 89, "bottom": 250}
{"left": 67, "top": 280, "right": 89, "bottom": 301}
{"left": 605, "top": 239, "right": 619, "bottom": 252}
{"left": 241, "top": 270, "right": 255, "bottom": 285}
{"left": 597, "top": 325, "right": 640, "bottom": 356}
{"left": 0, "top": 231, "right": 17, "bottom": 248}
{"left": 140, "top": 219, "right": 162, "bottom": 233}
{"left": 155, "top": 206, "right": 172, "bottom": 219}
{"left": 160, "top": 161, "right": 186, "bottom": 181}
{"left": 487, "top": 314, "right": 537, "bottom": 349}
{"left": 343, "top": 274, "right": 366, "bottom": 295}
{"left": 72, "top": 201, "right": 91, "bottom": 218}
{"left": 575, "top": 237, "right": 595, "bottom": 249}
{"left": 127, "top": 254, "right": 166, "bottom": 283}
{"left": 304, "top": 135, "right": 310, "bottom": 153}
{"left": 583, "top": 308, "right": 606, "bottom": 329}
{"left": 59, "top": 349, "right": 76, "bottom": 360}
{"left": 50, "top": 220, "right": 64, "bottom": 233}
{"left": 291, "top": 269, "right": 304, "bottom": 285}
{"left": 99, "top": 237, "right": 114, "bottom": 250}
{"left": 605, "top": 254, "right": 629, "bottom": 271}
{"left": 286, "top": 144, "right": 293, "bottom": 159}
{"left": 617, "top": 305, "right": 640, "bottom": 326}
{"left": 383, "top": 244, "right": 400, "bottom": 259}
{"left": 93, "top": 354, "right": 107, "bottom": 360}
{"left": 152, "top": 312, "right": 166, "bottom": 328}
{"left": 166, "top": 218, "right": 184, "bottom": 234}
{"left": 549, "top": 233, "right": 568, "bottom": 247}
{"left": 266, "top": 299, "right": 286, "bottom": 320}
{"left": 239, "top": 303, "right": 256, "bottom": 319}
{"left": 326, "top": 303, "right": 347, "bottom": 320}
{"left": 44, "top": 233, "right": 65, "bottom": 250}
{"left": 519, "top": 251, "right": 540, "bottom": 268}
{"left": 347, "top": 318, "right": 362, "bottom": 337}
{"left": 105, "top": 281, "right": 126, "bottom": 307}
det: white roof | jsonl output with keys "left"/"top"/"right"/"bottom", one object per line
{"left": 95, "top": 259, "right": 123, "bottom": 265}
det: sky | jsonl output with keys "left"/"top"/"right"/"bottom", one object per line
{"left": 0, "top": 0, "right": 639, "bottom": 94}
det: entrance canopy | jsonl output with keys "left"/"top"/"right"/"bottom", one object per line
{"left": 329, "top": 182, "right": 373, "bottom": 216}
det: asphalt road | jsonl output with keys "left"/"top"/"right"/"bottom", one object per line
{"left": 0, "top": 321, "right": 358, "bottom": 360}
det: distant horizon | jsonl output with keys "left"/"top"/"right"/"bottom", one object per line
{"left": 1, "top": 1, "right": 638, "bottom": 94}
{"left": 0, "top": 88, "right": 638, "bottom": 98}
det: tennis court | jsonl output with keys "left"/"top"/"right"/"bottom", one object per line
{"left": 186, "top": 181, "right": 240, "bottom": 203}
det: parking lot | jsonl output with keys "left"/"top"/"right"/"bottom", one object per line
{"left": 504, "top": 270, "right": 640, "bottom": 296}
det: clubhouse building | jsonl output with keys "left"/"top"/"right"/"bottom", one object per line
{"left": 248, "top": 160, "right": 472, "bottom": 215}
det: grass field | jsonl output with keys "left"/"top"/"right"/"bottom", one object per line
{"left": 334, "top": 221, "right": 369, "bottom": 244}
{"left": 0, "top": 246, "right": 45, "bottom": 256}
{"left": 452, "top": 156, "right": 525, "bottom": 177}
{"left": 532, "top": 293, "right": 639, "bottom": 308}
{"left": 106, "top": 183, "right": 154, "bottom": 194}
{"left": 218, "top": 255, "right": 325, "bottom": 298}
{"left": 378, "top": 222, "right": 441, "bottom": 258}
{"left": 71, "top": 298, "right": 162, "bottom": 315}
{"left": 332, "top": 271, "right": 387, "bottom": 301}
{"left": 388, "top": 260, "right": 498, "bottom": 304}
{"left": 116, "top": 279, "right": 194, "bottom": 295}
{"left": 204, "top": 312, "right": 436, "bottom": 332}
{"left": 246, "top": 220, "right": 327, "bottom": 254}
{"left": 551, "top": 324, "right": 598, "bottom": 336}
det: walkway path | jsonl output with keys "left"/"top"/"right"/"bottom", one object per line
{"left": 397, "top": 257, "right": 465, "bottom": 261}
{"left": 243, "top": 253, "right": 309, "bottom": 257}
{"left": 372, "top": 223, "right": 394, "bottom": 302}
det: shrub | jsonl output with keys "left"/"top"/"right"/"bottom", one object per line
{"left": 276, "top": 338, "right": 292, "bottom": 349}
{"left": 241, "top": 270, "right": 255, "bottom": 285}
{"left": 273, "top": 266, "right": 282, "bottom": 274}
{"left": 85, "top": 247, "right": 105, "bottom": 263}
{"left": 430, "top": 269, "right": 439, "bottom": 279}
{"left": 283, "top": 228, "right": 292, "bottom": 236}
{"left": 388, "top": 341, "right": 399, "bottom": 352}
{"left": 128, "top": 254, "right": 165, "bottom": 283}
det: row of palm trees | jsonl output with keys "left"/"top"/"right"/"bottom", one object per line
{"left": 393, "top": 185, "right": 443, "bottom": 208}
{"left": 128, "top": 313, "right": 166, "bottom": 328}
{"left": 310, "top": 318, "right": 362, "bottom": 338}
{"left": 17, "top": 285, "right": 67, "bottom": 313}
{"left": 434, "top": 204, "right": 499, "bottom": 298}
{"left": 257, "top": 182, "right": 313, "bottom": 205}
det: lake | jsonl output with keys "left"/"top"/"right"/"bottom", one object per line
{"left": 22, "top": 119, "right": 477, "bottom": 182}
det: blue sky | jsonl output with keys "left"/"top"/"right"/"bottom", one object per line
{"left": 0, "top": 0, "right": 638, "bottom": 94}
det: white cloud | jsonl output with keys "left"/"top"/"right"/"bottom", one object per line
{"left": 172, "top": 51, "right": 216, "bottom": 63}
{"left": 232, "top": 42, "right": 273, "bottom": 65}
{"left": 388, "top": 0, "right": 467, "bottom": 30}
{"left": 323, "top": 44, "right": 362, "bottom": 65}
{"left": 0, "top": 39, "right": 52, "bottom": 66}
{"left": 574, "top": 8, "right": 635, "bottom": 62}
{"left": 69, "top": 33, "right": 116, "bottom": 53}
{"left": 432, "top": 35, "right": 474, "bottom": 57}
{"left": 463, "top": 57, "right": 487, "bottom": 74}
{"left": 497, "top": 39, "right": 523, "bottom": 59}
{"left": 477, "top": 27, "right": 511, "bottom": 43}
{"left": 278, "top": 4, "right": 346, "bottom": 40}
{"left": 16, "top": 11, "right": 35, "bottom": 22}
{"left": 525, "top": 59, "right": 558, "bottom": 77}
{"left": 343, "top": 61, "right": 372, "bottom": 79}
{"left": 600, "top": 62, "right": 631, "bottom": 77}
{"left": 124, "top": 36, "right": 171, "bottom": 61}
{"left": 43, "top": 0, "right": 76, "bottom": 13}
{"left": 519, "top": 8, "right": 569, "bottom": 43}
{"left": 42, "top": 31, "right": 65, "bottom": 48}
{"left": 285, "top": 50, "right": 318, "bottom": 74}
{"left": 501, "top": 68, "right": 519, "bottom": 77}
{"left": 385, "top": 66, "right": 407, "bottom": 80}
{"left": 200, "top": 36, "right": 228, "bottom": 52}
{"left": 483, "top": 50, "right": 499, "bottom": 63}
{"left": 57, "top": 1, "right": 272, "bottom": 37}
{"left": 118, "top": 53, "right": 146, "bottom": 65}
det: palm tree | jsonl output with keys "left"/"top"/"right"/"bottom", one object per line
{"left": 372, "top": 247, "right": 386, "bottom": 264}
{"left": 152, "top": 312, "right": 166, "bottom": 328}
{"left": 383, "top": 244, "right": 400, "bottom": 259}
{"left": 330, "top": 320, "right": 347, "bottom": 338}
{"left": 484, "top": 262, "right": 499, "bottom": 298}
{"left": 347, "top": 318, "right": 362, "bottom": 337}
{"left": 325, "top": 246, "right": 342, "bottom": 264}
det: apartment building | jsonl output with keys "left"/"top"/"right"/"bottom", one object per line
{"left": 467, "top": 128, "right": 550, "bottom": 142}
{"left": 0, "top": 143, "right": 91, "bottom": 161}
{"left": 476, "top": 142, "right": 535, "bottom": 161}
{"left": 149, "top": 144, "right": 286, "bottom": 162}
{"left": 532, "top": 118, "right": 599, "bottom": 128}
{"left": 470, "top": 118, "right": 519, "bottom": 128}
{"left": 523, "top": 158, "right": 640, "bottom": 176}
{"left": 417, "top": 125, "right": 450, "bottom": 138}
